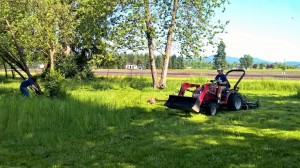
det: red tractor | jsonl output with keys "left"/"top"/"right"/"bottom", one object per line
{"left": 165, "top": 69, "right": 259, "bottom": 115}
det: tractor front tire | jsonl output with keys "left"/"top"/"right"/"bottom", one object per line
{"left": 205, "top": 102, "right": 218, "bottom": 116}
{"left": 228, "top": 93, "right": 243, "bottom": 111}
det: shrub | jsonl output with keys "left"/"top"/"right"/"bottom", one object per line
{"left": 76, "top": 66, "right": 94, "bottom": 80}
{"left": 55, "top": 54, "right": 94, "bottom": 80}
{"left": 55, "top": 55, "right": 79, "bottom": 78}
{"left": 43, "top": 70, "right": 66, "bottom": 98}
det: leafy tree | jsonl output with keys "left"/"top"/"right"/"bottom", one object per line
{"left": 169, "top": 55, "right": 177, "bottom": 69}
{"left": 281, "top": 63, "right": 287, "bottom": 71}
{"left": 266, "top": 64, "right": 274, "bottom": 69}
{"left": 239, "top": 54, "right": 253, "bottom": 70}
{"left": 169, "top": 55, "right": 184, "bottom": 69}
{"left": 0, "top": 0, "right": 76, "bottom": 73}
{"left": 259, "top": 63, "right": 266, "bottom": 69}
{"left": 75, "top": 0, "right": 116, "bottom": 69}
{"left": 252, "top": 64, "right": 258, "bottom": 69}
{"left": 213, "top": 41, "right": 227, "bottom": 69}
{"left": 273, "top": 62, "right": 287, "bottom": 70}
{"left": 0, "top": 0, "right": 115, "bottom": 75}
{"left": 113, "top": 54, "right": 126, "bottom": 69}
{"left": 109, "top": 0, "right": 159, "bottom": 88}
{"left": 108, "top": 0, "right": 228, "bottom": 88}
{"left": 160, "top": 0, "right": 229, "bottom": 88}
{"left": 176, "top": 56, "right": 184, "bottom": 69}
{"left": 155, "top": 55, "right": 163, "bottom": 69}
{"left": 139, "top": 53, "right": 150, "bottom": 69}
{"left": 0, "top": 0, "right": 47, "bottom": 92}
{"left": 29, "top": 0, "right": 77, "bottom": 70}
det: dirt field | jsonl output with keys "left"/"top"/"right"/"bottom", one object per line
{"left": 93, "top": 69, "right": 300, "bottom": 80}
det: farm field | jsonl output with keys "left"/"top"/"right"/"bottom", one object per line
{"left": 0, "top": 75, "right": 300, "bottom": 167}
{"left": 91, "top": 69, "right": 300, "bottom": 80}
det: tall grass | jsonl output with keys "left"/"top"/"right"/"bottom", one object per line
{"left": 295, "top": 85, "right": 300, "bottom": 99}
{"left": 237, "top": 79, "right": 300, "bottom": 92}
{"left": 1, "top": 75, "right": 300, "bottom": 167}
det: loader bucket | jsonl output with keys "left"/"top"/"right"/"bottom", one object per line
{"left": 165, "top": 95, "right": 201, "bottom": 112}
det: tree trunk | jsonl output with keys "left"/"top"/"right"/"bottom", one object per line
{"left": 4, "top": 19, "right": 42, "bottom": 93}
{"left": 11, "top": 68, "right": 15, "bottom": 79}
{"left": 159, "top": 0, "right": 178, "bottom": 89}
{"left": 50, "top": 47, "right": 56, "bottom": 70}
{"left": 2, "top": 57, "right": 26, "bottom": 79}
{"left": 149, "top": 44, "right": 159, "bottom": 88}
{"left": 64, "top": 44, "right": 71, "bottom": 56}
{"left": 5, "top": 19, "right": 31, "bottom": 77}
{"left": 2, "top": 58, "right": 8, "bottom": 78}
{"left": 144, "top": 0, "right": 159, "bottom": 89}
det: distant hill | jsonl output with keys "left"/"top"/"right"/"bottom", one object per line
{"left": 203, "top": 56, "right": 299, "bottom": 66}
{"left": 285, "top": 61, "right": 300, "bottom": 66}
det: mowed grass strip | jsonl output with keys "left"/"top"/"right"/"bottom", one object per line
{"left": 0, "top": 75, "right": 300, "bottom": 167}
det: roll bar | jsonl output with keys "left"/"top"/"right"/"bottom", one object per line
{"left": 225, "top": 69, "right": 246, "bottom": 91}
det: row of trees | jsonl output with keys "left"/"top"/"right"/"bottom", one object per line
{"left": 0, "top": 0, "right": 229, "bottom": 89}
{"left": 94, "top": 53, "right": 185, "bottom": 69}
{"left": 211, "top": 41, "right": 296, "bottom": 70}
{"left": 88, "top": 52, "right": 295, "bottom": 70}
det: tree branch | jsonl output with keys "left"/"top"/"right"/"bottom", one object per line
{"left": 5, "top": 19, "right": 30, "bottom": 75}
{"left": 2, "top": 57, "right": 26, "bottom": 79}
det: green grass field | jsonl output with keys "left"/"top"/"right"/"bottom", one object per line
{"left": 0, "top": 74, "right": 300, "bottom": 167}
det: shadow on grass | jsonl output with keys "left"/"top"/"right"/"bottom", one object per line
{"left": 1, "top": 78, "right": 300, "bottom": 167}
{"left": 1, "top": 92, "right": 300, "bottom": 168}
{"left": 0, "top": 88, "right": 14, "bottom": 95}
{"left": 0, "top": 75, "right": 22, "bottom": 84}
{"left": 213, "top": 93, "right": 300, "bottom": 131}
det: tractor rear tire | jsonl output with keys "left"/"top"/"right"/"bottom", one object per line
{"left": 205, "top": 102, "right": 218, "bottom": 116}
{"left": 227, "top": 93, "right": 243, "bottom": 111}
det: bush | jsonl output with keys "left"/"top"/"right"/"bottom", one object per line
{"left": 76, "top": 67, "right": 94, "bottom": 80}
{"left": 55, "top": 54, "right": 94, "bottom": 80}
{"left": 55, "top": 55, "right": 79, "bottom": 78}
{"left": 43, "top": 70, "right": 66, "bottom": 98}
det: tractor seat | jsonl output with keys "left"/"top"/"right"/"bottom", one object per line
{"left": 221, "top": 87, "right": 230, "bottom": 95}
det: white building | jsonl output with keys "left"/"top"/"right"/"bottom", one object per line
{"left": 125, "top": 65, "right": 137, "bottom": 70}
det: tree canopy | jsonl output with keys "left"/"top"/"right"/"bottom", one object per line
{"left": 108, "top": 0, "right": 229, "bottom": 88}
{"left": 213, "top": 40, "right": 227, "bottom": 69}
{"left": 1, "top": 0, "right": 230, "bottom": 89}
{"left": 239, "top": 54, "right": 254, "bottom": 70}
{"left": 0, "top": 0, "right": 116, "bottom": 75}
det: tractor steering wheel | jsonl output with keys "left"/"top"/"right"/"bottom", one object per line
{"left": 210, "top": 80, "right": 216, "bottom": 83}
{"left": 210, "top": 80, "right": 219, "bottom": 84}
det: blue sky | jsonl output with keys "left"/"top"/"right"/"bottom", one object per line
{"left": 210, "top": 0, "right": 300, "bottom": 62}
